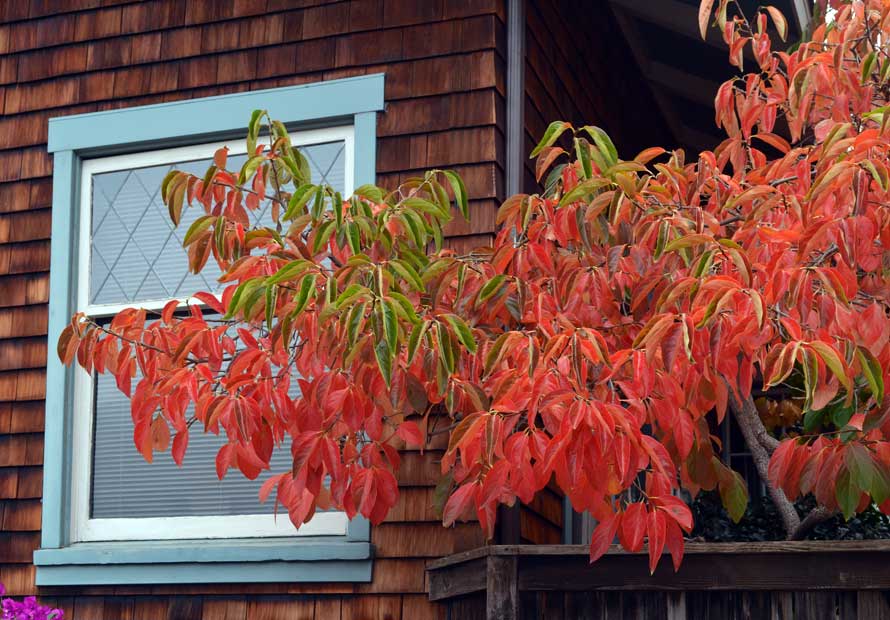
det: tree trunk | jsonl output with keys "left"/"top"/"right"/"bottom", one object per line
{"left": 726, "top": 388, "right": 801, "bottom": 537}
{"left": 727, "top": 388, "right": 839, "bottom": 540}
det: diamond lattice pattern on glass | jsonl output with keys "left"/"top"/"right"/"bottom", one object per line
{"left": 87, "top": 141, "right": 343, "bottom": 520}
{"left": 89, "top": 141, "right": 345, "bottom": 306}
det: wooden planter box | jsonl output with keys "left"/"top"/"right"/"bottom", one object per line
{"left": 427, "top": 542, "right": 890, "bottom": 619}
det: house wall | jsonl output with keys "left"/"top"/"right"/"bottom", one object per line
{"left": 0, "top": 1, "right": 508, "bottom": 618}
{"left": 522, "top": 0, "right": 673, "bottom": 193}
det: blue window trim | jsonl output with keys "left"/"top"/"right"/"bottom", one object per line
{"left": 39, "top": 74, "right": 384, "bottom": 586}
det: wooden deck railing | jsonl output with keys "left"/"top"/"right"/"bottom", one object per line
{"left": 427, "top": 541, "right": 890, "bottom": 619}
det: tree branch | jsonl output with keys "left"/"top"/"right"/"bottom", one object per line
{"left": 789, "top": 506, "right": 836, "bottom": 540}
{"left": 726, "top": 386, "right": 801, "bottom": 537}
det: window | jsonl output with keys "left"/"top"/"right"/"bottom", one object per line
{"left": 73, "top": 130, "right": 351, "bottom": 543}
{"left": 37, "top": 75, "right": 384, "bottom": 585}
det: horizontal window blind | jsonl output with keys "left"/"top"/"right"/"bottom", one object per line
{"left": 91, "top": 370, "right": 295, "bottom": 518}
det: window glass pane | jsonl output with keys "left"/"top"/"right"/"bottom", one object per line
{"left": 90, "top": 368, "right": 295, "bottom": 518}
{"left": 89, "top": 141, "right": 346, "bottom": 306}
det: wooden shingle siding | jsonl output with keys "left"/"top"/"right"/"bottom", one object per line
{"left": 0, "top": 0, "right": 508, "bottom": 617}
{"left": 522, "top": 0, "right": 672, "bottom": 194}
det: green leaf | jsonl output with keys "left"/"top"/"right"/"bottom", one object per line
{"left": 310, "top": 187, "right": 326, "bottom": 222}
{"left": 861, "top": 160, "right": 887, "bottom": 192}
{"left": 862, "top": 51, "right": 877, "bottom": 85}
{"left": 692, "top": 250, "right": 715, "bottom": 278}
{"left": 354, "top": 184, "right": 384, "bottom": 203}
{"left": 167, "top": 175, "right": 188, "bottom": 226}
{"left": 374, "top": 339, "right": 393, "bottom": 388}
{"left": 238, "top": 155, "right": 265, "bottom": 186}
{"left": 242, "top": 284, "right": 266, "bottom": 319}
{"left": 388, "top": 259, "right": 424, "bottom": 292}
{"left": 293, "top": 274, "right": 318, "bottom": 316}
{"left": 388, "top": 291, "right": 419, "bottom": 324}
{"left": 557, "top": 178, "right": 609, "bottom": 207}
{"left": 346, "top": 222, "right": 361, "bottom": 254}
{"left": 284, "top": 184, "right": 317, "bottom": 220}
{"left": 581, "top": 125, "right": 618, "bottom": 168}
{"left": 401, "top": 209, "right": 428, "bottom": 248}
{"left": 846, "top": 444, "right": 876, "bottom": 493}
{"left": 653, "top": 220, "right": 670, "bottom": 260}
{"left": 345, "top": 300, "right": 368, "bottom": 347}
{"left": 332, "top": 191, "right": 343, "bottom": 227}
{"left": 161, "top": 170, "right": 179, "bottom": 203}
{"left": 225, "top": 277, "right": 262, "bottom": 319}
{"left": 574, "top": 137, "right": 592, "bottom": 179}
{"left": 715, "top": 461, "right": 749, "bottom": 523}
{"left": 836, "top": 467, "right": 859, "bottom": 520}
{"left": 335, "top": 284, "right": 369, "bottom": 308}
{"left": 292, "top": 148, "right": 311, "bottom": 186}
{"left": 200, "top": 164, "right": 218, "bottom": 198}
{"left": 442, "top": 313, "right": 476, "bottom": 353}
{"left": 484, "top": 332, "right": 511, "bottom": 376}
{"left": 403, "top": 197, "right": 450, "bottom": 220}
{"left": 430, "top": 217, "right": 444, "bottom": 251}
{"left": 803, "top": 406, "right": 826, "bottom": 433}
{"left": 312, "top": 220, "right": 336, "bottom": 254}
{"left": 264, "top": 284, "right": 277, "bottom": 330}
{"left": 436, "top": 321, "right": 455, "bottom": 375}
{"left": 801, "top": 348, "right": 819, "bottom": 412}
{"left": 530, "top": 121, "right": 570, "bottom": 158}
{"left": 182, "top": 215, "right": 215, "bottom": 247}
{"left": 856, "top": 347, "right": 884, "bottom": 405}
{"left": 664, "top": 234, "right": 713, "bottom": 253}
{"left": 381, "top": 299, "right": 398, "bottom": 352}
{"left": 270, "top": 119, "right": 290, "bottom": 144}
{"left": 407, "top": 320, "right": 431, "bottom": 364}
{"left": 247, "top": 109, "right": 265, "bottom": 155}
{"left": 441, "top": 170, "right": 469, "bottom": 221}
{"left": 267, "top": 259, "right": 311, "bottom": 284}
{"left": 809, "top": 341, "right": 853, "bottom": 395}
{"left": 832, "top": 402, "right": 855, "bottom": 429}
{"left": 478, "top": 274, "right": 506, "bottom": 303}
{"left": 324, "top": 274, "right": 337, "bottom": 307}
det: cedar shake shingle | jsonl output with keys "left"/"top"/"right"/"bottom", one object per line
{"left": 0, "top": 0, "right": 510, "bottom": 612}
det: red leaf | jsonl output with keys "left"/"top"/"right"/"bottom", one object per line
{"left": 480, "top": 460, "right": 511, "bottom": 508}
{"left": 674, "top": 412, "right": 694, "bottom": 459}
{"left": 647, "top": 509, "right": 666, "bottom": 574}
{"left": 618, "top": 502, "right": 646, "bottom": 552}
{"left": 259, "top": 473, "right": 285, "bottom": 504}
{"left": 443, "top": 482, "right": 478, "bottom": 527}
{"left": 653, "top": 495, "right": 694, "bottom": 532}
{"left": 192, "top": 291, "right": 224, "bottom": 313}
{"left": 292, "top": 431, "right": 321, "bottom": 474}
{"left": 162, "top": 299, "right": 179, "bottom": 324}
{"left": 172, "top": 430, "right": 188, "bottom": 466}
{"left": 663, "top": 515, "right": 685, "bottom": 572}
{"left": 589, "top": 512, "right": 621, "bottom": 563}
{"left": 216, "top": 443, "right": 234, "bottom": 480}
{"left": 134, "top": 418, "right": 153, "bottom": 464}
{"left": 214, "top": 146, "right": 229, "bottom": 169}
{"left": 396, "top": 421, "right": 424, "bottom": 447}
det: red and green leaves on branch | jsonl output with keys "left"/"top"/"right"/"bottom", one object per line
{"left": 59, "top": 0, "right": 890, "bottom": 572}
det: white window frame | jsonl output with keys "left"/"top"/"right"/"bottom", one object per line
{"left": 70, "top": 125, "right": 354, "bottom": 543}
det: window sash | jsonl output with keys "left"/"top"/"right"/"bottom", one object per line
{"left": 70, "top": 126, "right": 354, "bottom": 543}
{"left": 77, "top": 125, "right": 355, "bottom": 317}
